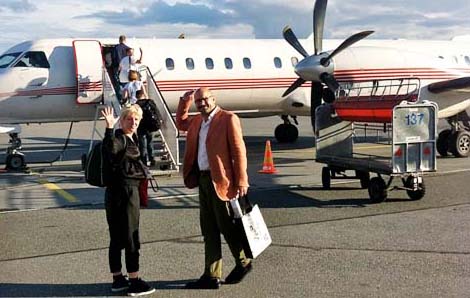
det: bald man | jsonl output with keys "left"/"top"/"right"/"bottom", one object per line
{"left": 176, "top": 87, "right": 252, "bottom": 289}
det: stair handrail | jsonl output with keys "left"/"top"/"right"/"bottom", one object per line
{"left": 142, "top": 66, "right": 180, "bottom": 170}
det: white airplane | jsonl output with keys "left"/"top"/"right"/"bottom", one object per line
{"left": 1, "top": 0, "right": 470, "bottom": 170}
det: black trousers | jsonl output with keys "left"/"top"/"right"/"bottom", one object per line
{"left": 138, "top": 131, "right": 154, "bottom": 164}
{"left": 105, "top": 180, "right": 141, "bottom": 273}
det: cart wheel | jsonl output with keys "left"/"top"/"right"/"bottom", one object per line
{"left": 368, "top": 177, "right": 387, "bottom": 203}
{"left": 449, "top": 130, "right": 470, "bottom": 158}
{"left": 322, "top": 167, "right": 331, "bottom": 190}
{"left": 356, "top": 170, "right": 370, "bottom": 189}
{"left": 404, "top": 176, "right": 426, "bottom": 201}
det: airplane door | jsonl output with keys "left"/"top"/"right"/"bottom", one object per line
{"left": 73, "top": 40, "right": 104, "bottom": 104}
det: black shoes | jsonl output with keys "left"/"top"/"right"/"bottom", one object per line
{"left": 224, "top": 263, "right": 253, "bottom": 284}
{"left": 185, "top": 275, "right": 221, "bottom": 289}
{"left": 127, "top": 278, "right": 156, "bottom": 297}
{"left": 111, "top": 274, "right": 129, "bottom": 292}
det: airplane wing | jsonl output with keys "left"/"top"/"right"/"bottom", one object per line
{"left": 427, "top": 77, "right": 470, "bottom": 94}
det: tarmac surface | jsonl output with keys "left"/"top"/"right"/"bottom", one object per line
{"left": 1, "top": 117, "right": 470, "bottom": 297}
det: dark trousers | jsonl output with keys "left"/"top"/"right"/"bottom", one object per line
{"left": 198, "top": 173, "right": 250, "bottom": 279}
{"left": 105, "top": 181, "right": 141, "bottom": 273}
{"left": 138, "top": 131, "right": 154, "bottom": 164}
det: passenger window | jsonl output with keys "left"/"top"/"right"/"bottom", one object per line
{"left": 0, "top": 52, "right": 22, "bottom": 68}
{"left": 243, "top": 57, "right": 251, "bottom": 69}
{"left": 465, "top": 56, "right": 470, "bottom": 65}
{"left": 205, "top": 58, "right": 214, "bottom": 70}
{"left": 186, "top": 58, "right": 195, "bottom": 70}
{"left": 166, "top": 58, "right": 174, "bottom": 70}
{"left": 14, "top": 51, "right": 50, "bottom": 68}
{"left": 274, "top": 57, "right": 282, "bottom": 68}
{"left": 291, "top": 57, "right": 299, "bottom": 67}
{"left": 224, "top": 58, "right": 233, "bottom": 69}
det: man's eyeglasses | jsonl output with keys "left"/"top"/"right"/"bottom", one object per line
{"left": 195, "top": 96, "right": 213, "bottom": 102}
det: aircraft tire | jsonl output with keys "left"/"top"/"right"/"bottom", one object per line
{"left": 6, "top": 153, "right": 25, "bottom": 171}
{"left": 275, "top": 124, "right": 298, "bottom": 143}
{"left": 368, "top": 177, "right": 387, "bottom": 203}
{"left": 81, "top": 153, "right": 87, "bottom": 171}
{"left": 321, "top": 167, "right": 331, "bottom": 190}
{"left": 286, "top": 124, "right": 299, "bottom": 143}
{"left": 436, "top": 129, "right": 451, "bottom": 157}
{"left": 449, "top": 130, "right": 470, "bottom": 158}
{"left": 404, "top": 176, "right": 425, "bottom": 201}
{"left": 356, "top": 170, "right": 370, "bottom": 189}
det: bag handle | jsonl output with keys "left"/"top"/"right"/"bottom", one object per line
{"left": 229, "top": 195, "right": 253, "bottom": 218}
{"left": 149, "top": 177, "right": 159, "bottom": 192}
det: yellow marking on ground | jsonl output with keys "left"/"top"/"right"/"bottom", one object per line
{"left": 38, "top": 179, "right": 78, "bottom": 203}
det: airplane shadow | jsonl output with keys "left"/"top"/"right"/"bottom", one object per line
{"left": 0, "top": 280, "right": 190, "bottom": 297}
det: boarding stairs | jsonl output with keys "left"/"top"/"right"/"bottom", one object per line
{"left": 138, "top": 66, "right": 180, "bottom": 175}
{"left": 84, "top": 65, "right": 180, "bottom": 176}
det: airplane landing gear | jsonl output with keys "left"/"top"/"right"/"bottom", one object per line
{"left": 275, "top": 115, "right": 299, "bottom": 143}
{"left": 437, "top": 118, "right": 470, "bottom": 158}
{"left": 5, "top": 133, "right": 26, "bottom": 170}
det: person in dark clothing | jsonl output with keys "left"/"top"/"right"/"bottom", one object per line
{"left": 136, "top": 90, "right": 158, "bottom": 166}
{"left": 114, "top": 35, "right": 130, "bottom": 71}
{"left": 101, "top": 105, "right": 155, "bottom": 296}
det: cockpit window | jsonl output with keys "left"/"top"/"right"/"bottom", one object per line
{"left": 13, "top": 51, "right": 50, "bottom": 68}
{"left": 0, "top": 52, "right": 22, "bottom": 68}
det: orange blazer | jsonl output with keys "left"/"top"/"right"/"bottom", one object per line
{"left": 176, "top": 99, "right": 249, "bottom": 201}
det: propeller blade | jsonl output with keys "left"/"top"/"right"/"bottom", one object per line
{"left": 320, "top": 72, "right": 339, "bottom": 92}
{"left": 283, "top": 26, "right": 309, "bottom": 58}
{"left": 325, "top": 30, "right": 374, "bottom": 62}
{"left": 310, "top": 82, "right": 323, "bottom": 128}
{"left": 283, "top": 77, "right": 306, "bottom": 97}
{"left": 313, "top": 0, "right": 328, "bottom": 55}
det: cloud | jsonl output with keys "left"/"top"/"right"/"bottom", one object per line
{"left": 1, "top": 0, "right": 470, "bottom": 54}
{"left": 82, "top": 0, "right": 311, "bottom": 39}
{"left": 0, "top": 0, "right": 36, "bottom": 12}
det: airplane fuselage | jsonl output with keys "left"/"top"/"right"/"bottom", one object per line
{"left": 1, "top": 37, "right": 470, "bottom": 125}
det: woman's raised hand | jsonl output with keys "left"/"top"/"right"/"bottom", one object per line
{"left": 101, "top": 106, "right": 117, "bottom": 129}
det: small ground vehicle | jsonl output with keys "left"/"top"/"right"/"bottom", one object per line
{"left": 315, "top": 98, "right": 438, "bottom": 203}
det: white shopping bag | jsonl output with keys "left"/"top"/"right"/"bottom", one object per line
{"left": 240, "top": 204, "right": 272, "bottom": 259}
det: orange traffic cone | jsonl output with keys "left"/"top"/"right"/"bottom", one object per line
{"left": 258, "top": 140, "right": 278, "bottom": 174}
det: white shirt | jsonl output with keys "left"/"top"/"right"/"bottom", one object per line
{"left": 119, "top": 56, "right": 138, "bottom": 83}
{"left": 198, "top": 107, "right": 219, "bottom": 171}
{"left": 123, "top": 81, "right": 144, "bottom": 104}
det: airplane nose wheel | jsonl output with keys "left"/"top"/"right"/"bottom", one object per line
{"left": 5, "top": 133, "right": 26, "bottom": 171}
{"left": 5, "top": 153, "right": 25, "bottom": 171}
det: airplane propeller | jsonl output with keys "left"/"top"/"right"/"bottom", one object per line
{"left": 282, "top": 0, "right": 374, "bottom": 127}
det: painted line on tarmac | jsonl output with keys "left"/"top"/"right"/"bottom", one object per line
{"left": 38, "top": 178, "right": 78, "bottom": 203}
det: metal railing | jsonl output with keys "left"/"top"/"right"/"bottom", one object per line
{"left": 142, "top": 66, "right": 180, "bottom": 171}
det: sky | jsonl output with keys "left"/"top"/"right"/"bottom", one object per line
{"left": 1, "top": 0, "right": 470, "bottom": 53}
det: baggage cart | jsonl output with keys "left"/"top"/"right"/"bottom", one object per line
{"left": 315, "top": 100, "right": 438, "bottom": 203}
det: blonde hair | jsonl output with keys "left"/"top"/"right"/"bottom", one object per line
{"left": 120, "top": 104, "right": 143, "bottom": 121}
{"left": 128, "top": 70, "right": 138, "bottom": 81}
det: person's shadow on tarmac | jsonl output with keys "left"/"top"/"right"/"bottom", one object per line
{"left": 0, "top": 280, "right": 191, "bottom": 297}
